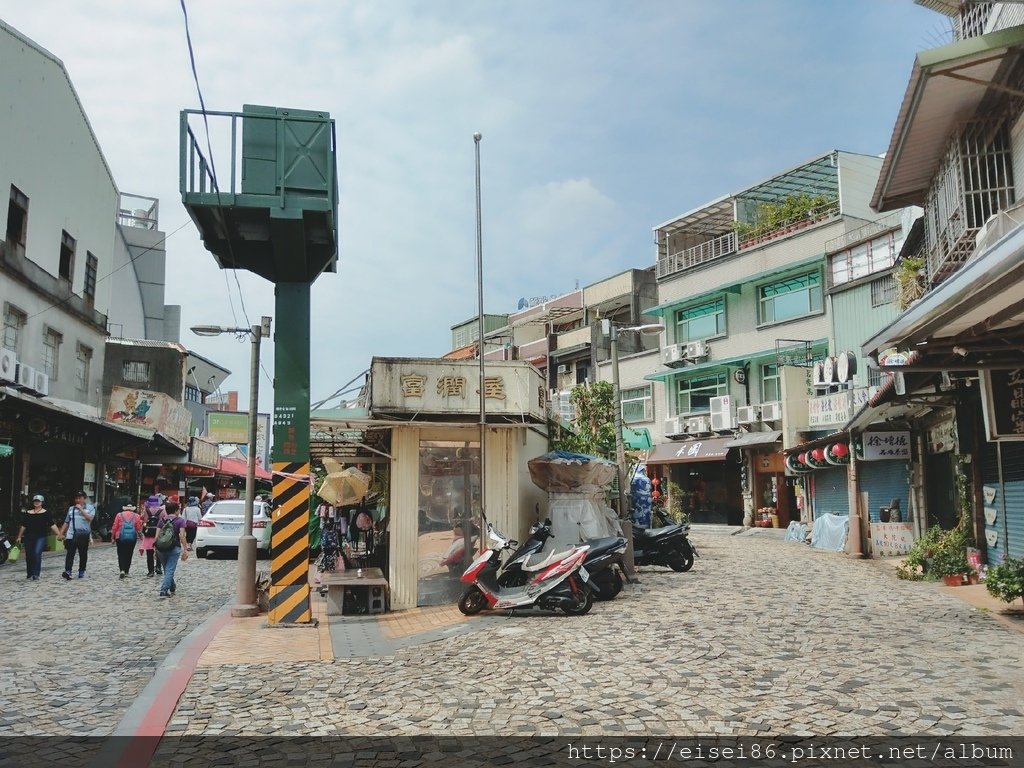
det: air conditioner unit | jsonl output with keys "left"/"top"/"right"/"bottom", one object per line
{"left": 710, "top": 395, "right": 736, "bottom": 431}
{"left": 16, "top": 363, "right": 35, "bottom": 388}
{"left": 760, "top": 402, "right": 782, "bottom": 422}
{"left": 661, "top": 343, "right": 685, "bottom": 367}
{"left": 33, "top": 370, "right": 49, "bottom": 396}
{"left": 736, "top": 405, "right": 759, "bottom": 425}
{"left": 0, "top": 348, "right": 17, "bottom": 382}
{"left": 556, "top": 364, "right": 569, "bottom": 374}
{"left": 685, "top": 339, "right": 708, "bottom": 360}
{"left": 686, "top": 415, "right": 711, "bottom": 434}
{"left": 664, "top": 417, "right": 682, "bottom": 436}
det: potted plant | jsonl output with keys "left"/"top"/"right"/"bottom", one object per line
{"left": 930, "top": 539, "right": 971, "bottom": 586}
{"left": 985, "top": 556, "right": 1024, "bottom": 609}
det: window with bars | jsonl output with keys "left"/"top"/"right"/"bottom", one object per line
{"left": 122, "top": 360, "right": 151, "bottom": 383}
{"left": 871, "top": 274, "right": 897, "bottom": 307}
{"left": 59, "top": 231, "right": 76, "bottom": 281}
{"left": 7, "top": 186, "right": 28, "bottom": 257}
{"left": 84, "top": 252, "right": 98, "bottom": 304}
{"left": 620, "top": 385, "right": 653, "bottom": 423}
{"left": 42, "top": 328, "right": 61, "bottom": 379}
{"left": 75, "top": 344, "right": 92, "bottom": 391}
{"left": 676, "top": 373, "right": 726, "bottom": 414}
{"left": 674, "top": 297, "right": 725, "bottom": 342}
{"left": 3, "top": 304, "right": 26, "bottom": 353}
{"left": 758, "top": 270, "right": 822, "bottom": 324}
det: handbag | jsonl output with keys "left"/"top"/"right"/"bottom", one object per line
{"left": 8, "top": 544, "right": 20, "bottom": 563}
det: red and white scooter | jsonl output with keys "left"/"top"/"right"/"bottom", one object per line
{"left": 457, "top": 523, "right": 595, "bottom": 616}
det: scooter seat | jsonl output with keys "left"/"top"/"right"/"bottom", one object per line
{"left": 586, "top": 536, "right": 626, "bottom": 556}
{"left": 641, "top": 525, "right": 679, "bottom": 538}
{"left": 521, "top": 546, "right": 578, "bottom": 572}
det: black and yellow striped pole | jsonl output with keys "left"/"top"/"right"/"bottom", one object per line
{"left": 268, "top": 282, "right": 313, "bottom": 625}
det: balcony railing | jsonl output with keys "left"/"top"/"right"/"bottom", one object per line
{"left": 955, "top": 1, "right": 994, "bottom": 39}
{"left": 554, "top": 326, "right": 592, "bottom": 350}
{"left": 517, "top": 338, "right": 549, "bottom": 361}
{"left": 656, "top": 230, "right": 737, "bottom": 280}
{"left": 118, "top": 193, "right": 159, "bottom": 230}
{"left": 824, "top": 210, "right": 904, "bottom": 254}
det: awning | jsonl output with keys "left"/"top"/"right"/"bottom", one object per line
{"left": 217, "top": 457, "right": 272, "bottom": 481}
{"left": 623, "top": 427, "right": 653, "bottom": 450}
{"left": 646, "top": 436, "right": 733, "bottom": 464}
{"left": 784, "top": 430, "right": 848, "bottom": 456}
{"left": 724, "top": 430, "right": 782, "bottom": 448}
{"left": 873, "top": 24, "right": 1024, "bottom": 211}
{"left": 645, "top": 254, "right": 824, "bottom": 318}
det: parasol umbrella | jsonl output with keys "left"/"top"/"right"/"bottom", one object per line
{"left": 317, "top": 466, "right": 371, "bottom": 507}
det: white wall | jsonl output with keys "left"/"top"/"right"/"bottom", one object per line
{"left": 838, "top": 153, "right": 886, "bottom": 222}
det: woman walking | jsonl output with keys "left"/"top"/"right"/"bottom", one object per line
{"left": 111, "top": 502, "right": 143, "bottom": 578}
{"left": 155, "top": 501, "right": 189, "bottom": 598}
{"left": 182, "top": 496, "right": 202, "bottom": 551}
{"left": 59, "top": 490, "right": 94, "bottom": 579}
{"left": 15, "top": 494, "right": 60, "bottom": 581}
{"left": 140, "top": 495, "right": 164, "bottom": 577}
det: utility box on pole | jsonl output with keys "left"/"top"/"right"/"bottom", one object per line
{"left": 181, "top": 104, "right": 338, "bottom": 624}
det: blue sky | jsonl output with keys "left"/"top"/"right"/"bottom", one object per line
{"left": 2, "top": 1, "right": 943, "bottom": 414}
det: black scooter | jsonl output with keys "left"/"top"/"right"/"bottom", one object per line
{"left": 631, "top": 508, "right": 697, "bottom": 572}
{"left": 497, "top": 519, "right": 627, "bottom": 600}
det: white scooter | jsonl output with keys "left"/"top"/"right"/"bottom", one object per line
{"left": 457, "top": 524, "right": 595, "bottom": 616}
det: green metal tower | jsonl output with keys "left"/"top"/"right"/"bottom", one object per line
{"left": 180, "top": 104, "right": 338, "bottom": 624}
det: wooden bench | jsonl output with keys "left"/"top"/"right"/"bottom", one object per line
{"left": 319, "top": 568, "right": 388, "bottom": 616}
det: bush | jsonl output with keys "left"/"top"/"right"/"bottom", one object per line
{"left": 896, "top": 525, "right": 945, "bottom": 581}
{"left": 985, "top": 557, "right": 1024, "bottom": 607}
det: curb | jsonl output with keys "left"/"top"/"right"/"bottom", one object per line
{"left": 89, "top": 600, "right": 233, "bottom": 767}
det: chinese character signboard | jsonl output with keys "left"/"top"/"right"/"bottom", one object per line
{"left": 981, "top": 369, "right": 1024, "bottom": 441}
{"left": 862, "top": 430, "right": 911, "bottom": 460}
{"left": 204, "top": 411, "right": 272, "bottom": 465}
{"left": 869, "top": 522, "right": 915, "bottom": 557}
{"left": 807, "top": 388, "right": 870, "bottom": 428}
{"left": 370, "top": 358, "right": 546, "bottom": 421}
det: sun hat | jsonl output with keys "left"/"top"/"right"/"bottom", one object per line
{"left": 146, "top": 495, "right": 161, "bottom": 506}
{"left": 32, "top": 494, "right": 44, "bottom": 502}
{"left": 188, "top": 496, "right": 199, "bottom": 505}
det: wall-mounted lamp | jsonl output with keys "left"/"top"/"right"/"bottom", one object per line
{"left": 953, "top": 346, "right": 969, "bottom": 357}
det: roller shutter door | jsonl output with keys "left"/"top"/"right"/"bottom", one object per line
{"left": 982, "top": 441, "right": 1024, "bottom": 563}
{"left": 860, "top": 460, "right": 911, "bottom": 523}
{"left": 812, "top": 466, "right": 849, "bottom": 518}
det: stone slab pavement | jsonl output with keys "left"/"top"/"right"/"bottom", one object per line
{"left": 169, "top": 533, "right": 1024, "bottom": 737}
{"left": 0, "top": 541, "right": 238, "bottom": 736}
{"left": 4, "top": 530, "right": 1023, "bottom": 742}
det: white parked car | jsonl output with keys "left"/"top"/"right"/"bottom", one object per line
{"left": 195, "top": 499, "right": 273, "bottom": 558}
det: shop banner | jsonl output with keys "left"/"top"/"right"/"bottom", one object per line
{"left": 190, "top": 437, "right": 219, "bottom": 468}
{"left": 106, "top": 386, "right": 191, "bottom": 449}
{"left": 808, "top": 388, "right": 869, "bottom": 428}
{"left": 870, "top": 522, "right": 915, "bottom": 557}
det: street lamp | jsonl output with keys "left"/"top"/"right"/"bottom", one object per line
{"left": 605, "top": 321, "right": 665, "bottom": 582}
{"left": 474, "top": 131, "right": 487, "bottom": 548}
{"left": 191, "top": 315, "right": 272, "bottom": 618}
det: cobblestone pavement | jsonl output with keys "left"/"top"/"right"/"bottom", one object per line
{"left": 172, "top": 534, "right": 1024, "bottom": 737}
{"left": 0, "top": 543, "right": 236, "bottom": 735}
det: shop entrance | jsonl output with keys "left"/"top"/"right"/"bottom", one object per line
{"left": 925, "top": 452, "right": 958, "bottom": 529}
{"left": 416, "top": 440, "right": 480, "bottom": 607}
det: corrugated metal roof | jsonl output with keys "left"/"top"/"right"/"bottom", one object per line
{"left": 872, "top": 24, "right": 1024, "bottom": 211}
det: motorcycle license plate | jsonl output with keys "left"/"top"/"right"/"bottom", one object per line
{"left": 577, "top": 566, "right": 590, "bottom": 582}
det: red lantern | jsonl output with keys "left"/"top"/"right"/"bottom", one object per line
{"left": 798, "top": 452, "right": 809, "bottom": 464}
{"left": 831, "top": 442, "right": 849, "bottom": 458}
{"left": 811, "top": 448, "right": 826, "bottom": 462}
{"left": 651, "top": 490, "right": 661, "bottom": 500}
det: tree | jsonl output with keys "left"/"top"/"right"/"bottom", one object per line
{"left": 553, "top": 381, "right": 616, "bottom": 457}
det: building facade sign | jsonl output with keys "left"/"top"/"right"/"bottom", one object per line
{"left": 927, "top": 418, "right": 956, "bottom": 454}
{"left": 106, "top": 386, "right": 191, "bottom": 449}
{"left": 808, "top": 387, "right": 869, "bottom": 428}
{"left": 862, "top": 430, "right": 911, "bottom": 460}
{"left": 370, "top": 358, "right": 546, "bottom": 420}
{"left": 190, "top": 437, "right": 219, "bottom": 468}
{"left": 205, "top": 412, "right": 271, "bottom": 465}
{"left": 981, "top": 368, "right": 1024, "bottom": 441}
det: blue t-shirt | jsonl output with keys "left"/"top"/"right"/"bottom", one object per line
{"left": 64, "top": 505, "right": 92, "bottom": 538}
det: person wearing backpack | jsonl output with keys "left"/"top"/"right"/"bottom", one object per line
{"left": 140, "top": 495, "right": 164, "bottom": 577}
{"left": 155, "top": 500, "right": 188, "bottom": 598}
{"left": 58, "top": 490, "right": 94, "bottom": 580}
{"left": 111, "top": 502, "right": 143, "bottom": 578}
